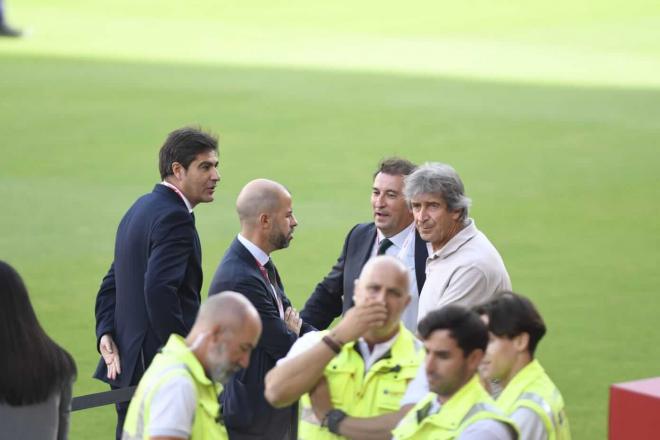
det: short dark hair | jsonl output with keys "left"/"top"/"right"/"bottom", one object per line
{"left": 0, "top": 261, "right": 77, "bottom": 405}
{"left": 418, "top": 305, "right": 488, "bottom": 357}
{"left": 373, "top": 157, "right": 417, "bottom": 179}
{"left": 474, "top": 291, "right": 547, "bottom": 355}
{"left": 158, "top": 127, "right": 218, "bottom": 179}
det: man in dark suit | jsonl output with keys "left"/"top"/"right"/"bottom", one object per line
{"left": 0, "top": 0, "right": 21, "bottom": 37}
{"left": 208, "top": 178, "right": 315, "bottom": 440}
{"left": 301, "top": 157, "right": 428, "bottom": 331}
{"left": 94, "top": 127, "right": 220, "bottom": 439}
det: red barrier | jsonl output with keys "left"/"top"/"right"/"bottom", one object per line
{"left": 609, "top": 377, "right": 660, "bottom": 439}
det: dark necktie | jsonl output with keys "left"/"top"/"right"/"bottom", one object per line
{"left": 377, "top": 238, "right": 394, "bottom": 255}
{"left": 264, "top": 259, "right": 278, "bottom": 287}
{"left": 264, "top": 259, "right": 285, "bottom": 314}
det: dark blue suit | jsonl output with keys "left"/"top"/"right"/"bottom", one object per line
{"left": 301, "top": 222, "right": 428, "bottom": 330}
{"left": 94, "top": 184, "right": 202, "bottom": 436}
{"left": 208, "top": 238, "right": 314, "bottom": 440}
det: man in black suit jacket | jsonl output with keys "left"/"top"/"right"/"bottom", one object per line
{"left": 301, "top": 157, "right": 429, "bottom": 331}
{"left": 208, "top": 179, "right": 314, "bottom": 440}
{"left": 94, "top": 127, "right": 220, "bottom": 439}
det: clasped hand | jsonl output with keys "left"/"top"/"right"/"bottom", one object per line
{"left": 284, "top": 306, "right": 303, "bottom": 335}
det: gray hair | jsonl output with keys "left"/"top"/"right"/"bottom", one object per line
{"left": 403, "top": 162, "right": 471, "bottom": 221}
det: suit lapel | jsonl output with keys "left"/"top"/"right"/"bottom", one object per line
{"left": 413, "top": 229, "right": 428, "bottom": 291}
{"left": 232, "top": 238, "right": 288, "bottom": 310}
{"left": 268, "top": 261, "right": 292, "bottom": 309}
{"left": 342, "top": 224, "right": 377, "bottom": 311}
{"left": 192, "top": 223, "right": 202, "bottom": 265}
{"left": 155, "top": 183, "right": 202, "bottom": 264}
{"left": 358, "top": 224, "right": 378, "bottom": 267}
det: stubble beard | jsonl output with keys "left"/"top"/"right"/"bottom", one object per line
{"left": 269, "top": 229, "right": 291, "bottom": 251}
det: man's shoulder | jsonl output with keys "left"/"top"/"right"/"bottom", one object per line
{"left": 159, "top": 372, "right": 196, "bottom": 396}
{"left": 398, "top": 326, "right": 424, "bottom": 349}
{"left": 348, "top": 222, "right": 376, "bottom": 234}
{"left": 454, "top": 223, "right": 502, "bottom": 258}
{"left": 217, "top": 239, "right": 250, "bottom": 267}
{"left": 461, "top": 418, "right": 517, "bottom": 440}
{"left": 148, "top": 373, "right": 197, "bottom": 439}
{"left": 439, "top": 226, "right": 505, "bottom": 269}
{"left": 125, "top": 186, "right": 188, "bottom": 220}
{"left": 210, "top": 241, "right": 263, "bottom": 291}
{"left": 344, "top": 222, "right": 376, "bottom": 242}
{"left": 455, "top": 234, "right": 509, "bottom": 280}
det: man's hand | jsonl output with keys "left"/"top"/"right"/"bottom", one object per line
{"left": 331, "top": 298, "right": 388, "bottom": 343}
{"left": 284, "top": 306, "right": 303, "bottom": 335}
{"left": 99, "top": 334, "right": 121, "bottom": 380}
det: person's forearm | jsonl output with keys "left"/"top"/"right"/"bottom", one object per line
{"left": 266, "top": 299, "right": 386, "bottom": 408}
{"left": 337, "top": 408, "right": 410, "bottom": 440}
{"left": 265, "top": 340, "right": 337, "bottom": 407}
{"left": 94, "top": 263, "right": 117, "bottom": 346}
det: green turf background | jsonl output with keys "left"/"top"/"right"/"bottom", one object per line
{"left": 1, "top": 1, "right": 659, "bottom": 438}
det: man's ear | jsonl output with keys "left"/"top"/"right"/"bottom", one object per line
{"left": 171, "top": 162, "right": 185, "bottom": 181}
{"left": 259, "top": 213, "right": 270, "bottom": 228}
{"left": 466, "top": 348, "right": 484, "bottom": 372}
{"left": 209, "top": 324, "right": 223, "bottom": 343}
{"left": 513, "top": 332, "right": 530, "bottom": 353}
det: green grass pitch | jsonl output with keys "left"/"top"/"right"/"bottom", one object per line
{"left": 1, "top": 1, "right": 659, "bottom": 438}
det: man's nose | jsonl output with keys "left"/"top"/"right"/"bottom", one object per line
{"left": 424, "top": 354, "right": 434, "bottom": 374}
{"left": 416, "top": 206, "right": 429, "bottom": 221}
{"left": 372, "top": 288, "right": 387, "bottom": 303}
{"left": 211, "top": 168, "right": 220, "bottom": 182}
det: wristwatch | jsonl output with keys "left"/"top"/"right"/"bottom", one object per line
{"left": 325, "top": 409, "right": 348, "bottom": 434}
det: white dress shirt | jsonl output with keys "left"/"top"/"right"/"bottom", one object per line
{"left": 374, "top": 223, "right": 420, "bottom": 331}
{"left": 237, "top": 234, "right": 284, "bottom": 318}
{"left": 160, "top": 181, "right": 193, "bottom": 213}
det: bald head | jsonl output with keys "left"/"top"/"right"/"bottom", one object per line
{"left": 235, "top": 178, "right": 298, "bottom": 254}
{"left": 236, "top": 179, "right": 290, "bottom": 225}
{"left": 196, "top": 291, "right": 261, "bottom": 333}
{"left": 189, "top": 292, "right": 262, "bottom": 383}
{"left": 359, "top": 255, "right": 410, "bottom": 289}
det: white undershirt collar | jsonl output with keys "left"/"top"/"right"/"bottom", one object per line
{"left": 237, "top": 234, "right": 270, "bottom": 265}
{"left": 357, "top": 330, "right": 399, "bottom": 372}
{"left": 161, "top": 181, "right": 193, "bottom": 213}
{"left": 376, "top": 221, "right": 415, "bottom": 252}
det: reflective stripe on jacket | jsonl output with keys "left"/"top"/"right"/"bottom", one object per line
{"left": 300, "top": 324, "right": 423, "bottom": 440}
{"left": 497, "top": 359, "right": 571, "bottom": 440}
{"left": 122, "top": 334, "right": 227, "bottom": 440}
{"left": 392, "top": 375, "right": 519, "bottom": 440}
